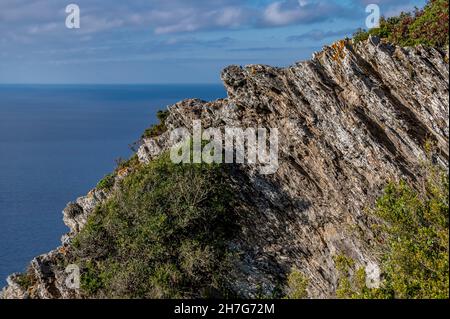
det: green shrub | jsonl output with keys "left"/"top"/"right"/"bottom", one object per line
{"left": 72, "top": 153, "right": 238, "bottom": 298}
{"left": 142, "top": 110, "right": 169, "bottom": 139}
{"left": 336, "top": 158, "right": 449, "bottom": 299}
{"left": 285, "top": 268, "right": 309, "bottom": 299}
{"left": 408, "top": 0, "right": 449, "bottom": 47}
{"left": 334, "top": 255, "right": 383, "bottom": 299}
{"left": 335, "top": 254, "right": 357, "bottom": 299}
{"left": 14, "top": 272, "right": 34, "bottom": 291}
{"left": 353, "top": 28, "right": 370, "bottom": 44}
{"left": 371, "top": 166, "right": 449, "bottom": 298}
{"left": 96, "top": 173, "right": 115, "bottom": 191}
{"left": 115, "top": 154, "right": 140, "bottom": 172}
{"left": 80, "top": 261, "right": 104, "bottom": 295}
{"left": 353, "top": 0, "right": 449, "bottom": 48}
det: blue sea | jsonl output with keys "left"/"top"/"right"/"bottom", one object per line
{"left": 0, "top": 84, "right": 226, "bottom": 285}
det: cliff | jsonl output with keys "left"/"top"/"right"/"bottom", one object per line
{"left": 2, "top": 36, "right": 448, "bottom": 299}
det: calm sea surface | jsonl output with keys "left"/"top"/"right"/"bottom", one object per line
{"left": 0, "top": 84, "right": 226, "bottom": 284}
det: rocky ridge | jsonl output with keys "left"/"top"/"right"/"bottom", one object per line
{"left": 2, "top": 36, "right": 448, "bottom": 299}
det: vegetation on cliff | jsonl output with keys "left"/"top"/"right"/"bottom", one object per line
{"left": 285, "top": 269, "right": 309, "bottom": 299}
{"left": 71, "top": 153, "right": 239, "bottom": 298}
{"left": 354, "top": 0, "right": 449, "bottom": 48}
{"left": 142, "top": 110, "right": 169, "bottom": 139}
{"left": 336, "top": 157, "right": 449, "bottom": 299}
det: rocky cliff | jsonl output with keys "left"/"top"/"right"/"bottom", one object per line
{"left": 2, "top": 36, "right": 448, "bottom": 299}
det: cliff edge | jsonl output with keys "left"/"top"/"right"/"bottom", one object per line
{"left": 2, "top": 36, "right": 448, "bottom": 299}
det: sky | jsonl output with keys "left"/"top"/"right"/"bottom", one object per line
{"left": 0, "top": 0, "right": 426, "bottom": 84}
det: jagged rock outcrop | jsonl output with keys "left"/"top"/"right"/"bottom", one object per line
{"left": 2, "top": 37, "right": 448, "bottom": 299}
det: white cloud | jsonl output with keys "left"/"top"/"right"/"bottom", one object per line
{"left": 263, "top": 0, "right": 343, "bottom": 26}
{"left": 0, "top": 0, "right": 348, "bottom": 42}
{"left": 264, "top": 2, "right": 301, "bottom": 26}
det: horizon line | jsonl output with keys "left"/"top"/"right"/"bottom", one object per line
{"left": 0, "top": 82, "right": 224, "bottom": 86}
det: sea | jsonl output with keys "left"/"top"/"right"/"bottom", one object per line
{"left": 0, "top": 84, "right": 226, "bottom": 285}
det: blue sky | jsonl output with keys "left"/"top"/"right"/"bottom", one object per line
{"left": 0, "top": 0, "right": 426, "bottom": 84}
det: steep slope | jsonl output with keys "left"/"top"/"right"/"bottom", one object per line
{"left": 2, "top": 36, "right": 448, "bottom": 299}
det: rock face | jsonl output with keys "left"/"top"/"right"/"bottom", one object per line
{"left": 2, "top": 37, "right": 448, "bottom": 299}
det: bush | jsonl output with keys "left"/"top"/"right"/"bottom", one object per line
{"left": 14, "top": 272, "right": 35, "bottom": 291}
{"left": 408, "top": 0, "right": 449, "bottom": 47}
{"left": 336, "top": 158, "right": 449, "bottom": 299}
{"left": 142, "top": 110, "right": 169, "bottom": 139}
{"left": 96, "top": 173, "right": 115, "bottom": 191}
{"left": 72, "top": 153, "right": 239, "bottom": 298}
{"left": 334, "top": 255, "right": 381, "bottom": 299}
{"left": 115, "top": 154, "right": 140, "bottom": 173}
{"left": 285, "top": 268, "right": 309, "bottom": 299}
{"left": 96, "top": 154, "right": 141, "bottom": 191}
{"left": 371, "top": 165, "right": 449, "bottom": 298}
{"left": 353, "top": 0, "right": 449, "bottom": 48}
{"left": 353, "top": 28, "right": 370, "bottom": 44}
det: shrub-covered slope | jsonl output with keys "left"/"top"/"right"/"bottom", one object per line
{"left": 354, "top": 0, "right": 449, "bottom": 48}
